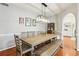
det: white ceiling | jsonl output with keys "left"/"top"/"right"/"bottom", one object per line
{"left": 12, "top": 3, "right": 73, "bottom": 17}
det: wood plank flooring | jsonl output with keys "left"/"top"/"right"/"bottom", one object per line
{"left": 0, "top": 37, "right": 79, "bottom": 56}
{"left": 55, "top": 36, "right": 79, "bottom": 56}
{"left": 0, "top": 47, "right": 16, "bottom": 56}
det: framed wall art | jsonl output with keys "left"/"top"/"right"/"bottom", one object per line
{"left": 25, "top": 17, "right": 31, "bottom": 26}
{"left": 31, "top": 19, "right": 36, "bottom": 26}
{"left": 19, "top": 17, "right": 24, "bottom": 24}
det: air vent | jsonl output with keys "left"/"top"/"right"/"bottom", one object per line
{"left": 0, "top": 3, "right": 9, "bottom": 7}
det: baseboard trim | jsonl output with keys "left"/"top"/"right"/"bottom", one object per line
{"left": 0, "top": 45, "right": 16, "bottom": 51}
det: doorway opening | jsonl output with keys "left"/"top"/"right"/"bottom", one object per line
{"left": 62, "top": 13, "right": 76, "bottom": 51}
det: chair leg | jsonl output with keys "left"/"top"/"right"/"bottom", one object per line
{"left": 16, "top": 50, "right": 19, "bottom": 56}
{"left": 17, "top": 51, "right": 22, "bottom": 56}
{"left": 16, "top": 52, "right": 20, "bottom": 56}
{"left": 23, "top": 53, "right": 26, "bottom": 56}
{"left": 20, "top": 52, "right": 23, "bottom": 56}
{"left": 31, "top": 50, "right": 34, "bottom": 56}
{"left": 31, "top": 50, "right": 35, "bottom": 56}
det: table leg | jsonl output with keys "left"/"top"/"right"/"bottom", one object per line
{"left": 31, "top": 46, "right": 35, "bottom": 56}
{"left": 51, "top": 39, "right": 53, "bottom": 43}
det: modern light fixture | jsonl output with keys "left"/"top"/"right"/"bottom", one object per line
{"left": 36, "top": 3, "right": 50, "bottom": 23}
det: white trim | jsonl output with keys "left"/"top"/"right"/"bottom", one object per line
{"left": 77, "top": 48, "right": 79, "bottom": 51}
{"left": 0, "top": 45, "right": 16, "bottom": 51}
{"left": 0, "top": 33, "right": 21, "bottom": 36}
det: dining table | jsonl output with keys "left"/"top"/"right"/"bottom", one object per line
{"left": 21, "top": 33, "right": 57, "bottom": 55}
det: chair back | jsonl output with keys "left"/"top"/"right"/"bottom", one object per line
{"left": 14, "top": 35, "right": 22, "bottom": 52}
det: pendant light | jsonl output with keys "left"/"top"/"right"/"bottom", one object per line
{"left": 36, "top": 3, "right": 50, "bottom": 23}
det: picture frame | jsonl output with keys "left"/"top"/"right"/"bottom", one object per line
{"left": 19, "top": 17, "right": 24, "bottom": 24}
{"left": 31, "top": 19, "right": 36, "bottom": 26}
{"left": 25, "top": 17, "right": 31, "bottom": 26}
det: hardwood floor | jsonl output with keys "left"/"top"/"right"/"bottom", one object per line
{"left": 0, "top": 47, "right": 16, "bottom": 56}
{"left": 0, "top": 36, "right": 79, "bottom": 56}
{"left": 55, "top": 36, "right": 79, "bottom": 56}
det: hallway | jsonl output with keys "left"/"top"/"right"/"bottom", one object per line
{"left": 55, "top": 37, "right": 79, "bottom": 56}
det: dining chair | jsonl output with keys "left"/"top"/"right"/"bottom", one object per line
{"left": 14, "top": 34, "right": 32, "bottom": 56}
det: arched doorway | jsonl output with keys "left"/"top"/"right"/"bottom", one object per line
{"left": 62, "top": 13, "right": 76, "bottom": 50}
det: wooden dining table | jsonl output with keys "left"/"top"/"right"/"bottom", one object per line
{"left": 21, "top": 34, "right": 57, "bottom": 46}
{"left": 21, "top": 33, "right": 57, "bottom": 55}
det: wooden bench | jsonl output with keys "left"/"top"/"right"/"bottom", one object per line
{"left": 34, "top": 39, "right": 62, "bottom": 56}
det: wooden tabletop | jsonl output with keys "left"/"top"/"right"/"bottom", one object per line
{"left": 21, "top": 34, "right": 57, "bottom": 46}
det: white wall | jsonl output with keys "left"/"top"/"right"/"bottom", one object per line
{"left": 0, "top": 4, "right": 47, "bottom": 51}
{"left": 76, "top": 4, "right": 79, "bottom": 50}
